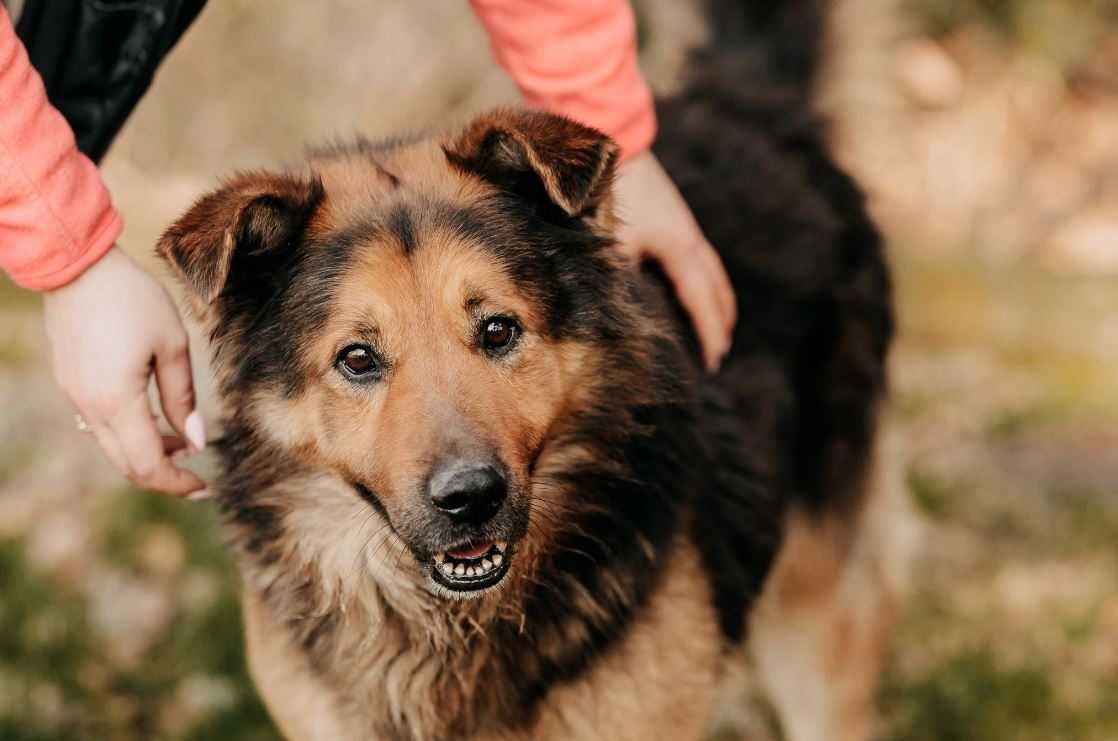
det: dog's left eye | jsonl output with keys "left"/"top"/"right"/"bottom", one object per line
{"left": 480, "top": 317, "right": 520, "bottom": 356}
{"left": 337, "top": 344, "right": 381, "bottom": 381}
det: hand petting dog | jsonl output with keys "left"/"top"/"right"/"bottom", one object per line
{"left": 43, "top": 247, "right": 208, "bottom": 497}
{"left": 614, "top": 151, "right": 736, "bottom": 372}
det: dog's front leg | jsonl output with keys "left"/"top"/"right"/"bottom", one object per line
{"left": 241, "top": 587, "right": 364, "bottom": 741}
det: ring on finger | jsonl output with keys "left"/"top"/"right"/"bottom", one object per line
{"left": 74, "top": 414, "right": 94, "bottom": 434}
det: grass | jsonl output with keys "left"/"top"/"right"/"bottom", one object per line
{"left": 906, "top": 467, "right": 964, "bottom": 521}
{"left": 875, "top": 249, "right": 1118, "bottom": 741}
{"left": 0, "top": 489, "right": 275, "bottom": 741}
{"left": 879, "top": 647, "right": 1112, "bottom": 741}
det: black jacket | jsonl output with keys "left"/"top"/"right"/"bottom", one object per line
{"left": 15, "top": 0, "right": 207, "bottom": 163}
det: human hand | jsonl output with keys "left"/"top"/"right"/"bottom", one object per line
{"left": 613, "top": 151, "right": 736, "bottom": 372}
{"left": 43, "top": 246, "right": 207, "bottom": 496}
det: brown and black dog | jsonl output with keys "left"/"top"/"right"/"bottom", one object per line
{"left": 157, "top": 2, "right": 901, "bottom": 739}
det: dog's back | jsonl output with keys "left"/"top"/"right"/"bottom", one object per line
{"left": 654, "top": 2, "right": 900, "bottom": 737}
{"left": 659, "top": 0, "right": 892, "bottom": 516}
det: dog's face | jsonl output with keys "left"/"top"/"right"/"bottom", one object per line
{"left": 159, "top": 110, "right": 630, "bottom": 598}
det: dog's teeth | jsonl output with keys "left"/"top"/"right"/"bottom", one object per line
{"left": 433, "top": 552, "right": 445, "bottom": 564}
{"left": 454, "top": 563, "right": 466, "bottom": 576}
{"left": 468, "top": 566, "right": 478, "bottom": 577}
{"left": 441, "top": 562, "right": 454, "bottom": 575}
{"left": 492, "top": 553, "right": 503, "bottom": 567}
{"left": 482, "top": 558, "right": 493, "bottom": 571}
{"left": 494, "top": 541, "right": 508, "bottom": 553}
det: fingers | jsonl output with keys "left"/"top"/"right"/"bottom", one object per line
{"left": 42, "top": 246, "right": 209, "bottom": 497}
{"left": 153, "top": 333, "right": 202, "bottom": 448}
{"left": 655, "top": 239, "right": 736, "bottom": 372}
{"left": 703, "top": 241, "right": 738, "bottom": 335}
{"left": 108, "top": 392, "right": 206, "bottom": 496}
{"left": 611, "top": 151, "right": 738, "bottom": 373}
{"left": 675, "top": 257, "right": 730, "bottom": 371}
{"left": 163, "top": 433, "right": 191, "bottom": 455}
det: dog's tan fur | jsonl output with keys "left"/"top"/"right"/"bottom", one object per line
{"left": 244, "top": 536, "right": 725, "bottom": 741}
{"left": 750, "top": 428, "right": 910, "bottom": 741}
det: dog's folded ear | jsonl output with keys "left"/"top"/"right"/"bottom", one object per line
{"left": 157, "top": 171, "right": 324, "bottom": 305}
{"left": 445, "top": 109, "right": 620, "bottom": 221}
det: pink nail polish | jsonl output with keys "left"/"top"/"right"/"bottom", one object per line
{"left": 185, "top": 411, "right": 206, "bottom": 452}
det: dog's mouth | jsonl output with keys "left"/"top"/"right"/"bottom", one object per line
{"left": 430, "top": 540, "right": 511, "bottom": 593}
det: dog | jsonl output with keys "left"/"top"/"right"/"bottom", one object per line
{"left": 157, "top": 2, "right": 899, "bottom": 739}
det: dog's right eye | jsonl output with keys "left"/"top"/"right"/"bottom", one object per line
{"left": 337, "top": 345, "right": 381, "bottom": 381}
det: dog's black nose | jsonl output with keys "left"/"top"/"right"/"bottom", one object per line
{"left": 428, "top": 461, "right": 507, "bottom": 525}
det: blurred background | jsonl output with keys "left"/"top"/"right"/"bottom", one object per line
{"left": 2, "top": 1, "right": 1118, "bottom": 738}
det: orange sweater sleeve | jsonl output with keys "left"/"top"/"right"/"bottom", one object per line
{"left": 470, "top": 0, "right": 656, "bottom": 159}
{"left": 0, "top": 6, "right": 121, "bottom": 290}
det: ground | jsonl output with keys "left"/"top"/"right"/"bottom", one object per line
{"left": 2, "top": 1, "right": 1117, "bottom": 739}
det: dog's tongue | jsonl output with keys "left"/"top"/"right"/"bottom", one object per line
{"left": 447, "top": 541, "right": 492, "bottom": 560}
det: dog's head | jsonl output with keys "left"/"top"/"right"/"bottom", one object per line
{"left": 159, "top": 110, "right": 653, "bottom": 600}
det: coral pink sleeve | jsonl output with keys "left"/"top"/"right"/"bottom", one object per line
{"left": 0, "top": 6, "right": 121, "bottom": 290}
{"left": 470, "top": 0, "right": 656, "bottom": 160}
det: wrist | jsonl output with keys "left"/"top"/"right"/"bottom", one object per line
{"left": 44, "top": 244, "right": 125, "bottom": 297}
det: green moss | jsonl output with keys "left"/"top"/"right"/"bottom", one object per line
{"left": 0, "top": 538, "right": 96, "bottom": 737}
{"left": 907, "top": 468, "right": 963, "bottom": 521}
{"left": 880, "top": 648, "right": 1050, "bottom": 741}
{"left": 94, "top": 486, "right": 229, "bottom": 575}
{"left": 0, "top": 489, "right": 276, "bottom": 740}
{"left": 0, "top": 539, "right": 91, "bottom": 688}
{"left": 880, "top": 645, "right": 1118, "bottom": 741}
{"left": 983, "top": 403, "right": 1063, "bottom": 441}
{"left": 1051, "top": 485, "right": 1118, "bottom": 553}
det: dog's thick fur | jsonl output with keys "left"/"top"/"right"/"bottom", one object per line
{"left": 157, "top": 2, "right": 897, "bottom": 739}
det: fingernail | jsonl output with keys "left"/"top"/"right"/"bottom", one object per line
{"left": 707, "top": 352, "right": 724, "bottom": 374}
{"left": 185, "top": 411, "right": 206, "bottom": 452}
{"left": 187, "top": 488, "right": 213, "bottom": 501}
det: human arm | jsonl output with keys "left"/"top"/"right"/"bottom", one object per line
{"left": 0, "top": 6, "right": 206, "bottom": 495}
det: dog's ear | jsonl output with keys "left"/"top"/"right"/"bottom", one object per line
{"left": 157, "top": 171, "right": 324, "bottom": 305}
{"left": 445, "top": 109, "right": 620, "bottom": 220}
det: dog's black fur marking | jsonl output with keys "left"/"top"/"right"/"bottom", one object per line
{"left": 350, "top": 480, "right": 392, "bottom": 524}
{"left": 510, "top": 345, "right": 700, "bottom": 714}
{"left": 385, "top": 203, "right": 419, "bottom": 255}
{"left": 212, "top": 423, "right": 291, "bottom": 560}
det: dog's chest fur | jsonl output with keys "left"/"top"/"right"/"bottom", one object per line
{"left": 242, "top": 535, "right": 723, "bottom": 741}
